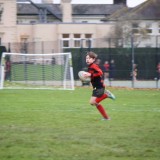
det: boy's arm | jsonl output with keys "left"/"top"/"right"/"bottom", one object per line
{"left": 92, "top": 65, "right": 103, "bottom": 77}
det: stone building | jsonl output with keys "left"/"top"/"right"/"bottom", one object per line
{"left": 0, "top": 0, "right": 127, "bottom": 52}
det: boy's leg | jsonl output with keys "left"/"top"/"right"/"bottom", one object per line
{"left": 96, "top": 104, "right": 110, "bottom": 119}
{"left": 96, "top": 90, "right": 115, "bottom": 103}
{"left": 90, "top": 97, "right": 110, "bottom": 119}
{"left": 96, "top": 94, "right": 107, "bottom": 103}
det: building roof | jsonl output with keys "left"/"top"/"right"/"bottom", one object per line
{"left": 17, "top": 3, "right": 61, "bottom": 19}
{"left": 72, "top": 4, "right": 126, "bottom": 15}
{"left": 105, "top": 0, "right": 160, "bottom": 21}
{"left": 17, "top": 3, "right": 126, "bottom": 18}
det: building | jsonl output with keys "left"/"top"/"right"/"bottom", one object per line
{"left": 103, "top": 0, "right": 160, "bottom": 48}
{"left": 0, "top": 0, "right": 127, "bottom": 53}
{"left": 0, "top": 0, "right": 160, "bottom": 53}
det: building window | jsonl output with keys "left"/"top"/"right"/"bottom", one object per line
{"left": 132, "top": 23, "right": 139, "bottom": 28}
{"left": 84, "top": 34, "right": 92, "bottom": 48}
{"left": 145, "top": 23, "right": 153, "bottom": 34}
{"left": 132, "top": 23, "right": 139, "bottom": 34}
{"left": 158, "top": 23, "right": 160, "bottom": 34}
{"left": 0, "top": 4, "right": 4, "bottom": 23}
{"left": 146, "top": 29, "right": 152, "bottom": 34}
{"left": 20, "top": 36, "right": 29, "bottom": 53}
{"left": 61, "top": 33, "right": 93, "bottom": 48}
{"left": 62, "top": 34, "right": 70, "bottom": 48}
{"left": 73, "top": 34, "right": 81, "bottom": 48}
{"left": 63, "top": 34, "right": 70, "bottom": 38}
{"left": 85, "top": 34, "right": 92, "bottom": 39}
{"left": 62, "top": 40, "right": 70, "bottom": 48}
{"left": 80, "top": 34, "right": 93, "bottom": 48}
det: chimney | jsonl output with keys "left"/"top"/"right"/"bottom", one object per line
{"left": 61, "top": 0, "right": 72, "bottom": 22}
{"left": 42, "top": 0, "right": 53, "bottom": 3}
{"left": 113, "top": 0, "right": 126, "bottom": 5}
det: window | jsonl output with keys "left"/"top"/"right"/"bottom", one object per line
{"left": 84, "top": 34, "right": 92, "bottom": 48}
{"left": 20, "top": 36, "right": 29, "bottom": 53}
{"left": 63, "top": 34, "right": 69, "bottom": 38}
{"left": 62, "top": 40, "right": 69, "bottom": 48}
{"left": 146, "top": 29, "right": 152, "bottom": 34}
{"left": 62, "top": 34, "right": 70, "bottom": 48}
{"left": 158, "top": 23, "right": 160, "bottom": 34}
{"left": 61, "top": 33, "right": 93, "bottom": 48}
{"left": 85, "top": 39, "right": 92, "bottom": 48}
{"left": 132, "top": 23, "right": 139, "bottom": 28}
{"left": 132, "top": 29, "right": 139, "bottom": 34}
{"left": 132, "top": 23, "right": 139, "bottom": 34}
{"left": 74, "top": 34, "right": 80, "bottom": 38}
{"left": 145, "top": 22, "right": 153, "bottom": 34}
{"left": 0, "top": 3, "right": 4, "bottom": 23}
{"left": 73, "top": 34, "right": 81, "bottom": 48}
{"left": 85, "top": 34, "right": 92, "bottom": 38}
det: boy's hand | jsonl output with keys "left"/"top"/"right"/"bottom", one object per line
{"left": 84, "top": 72, "right": 91, "bottom": 77}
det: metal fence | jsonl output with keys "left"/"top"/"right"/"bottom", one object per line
{"left": 0, "top": 35, "right": 160, "bottom": 88}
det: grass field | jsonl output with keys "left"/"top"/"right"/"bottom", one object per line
{"left": 11, "top": 64, "right": 64, "bottom": 81}
{"left": 0, "top": 87, "right": 160, "bottom": 160}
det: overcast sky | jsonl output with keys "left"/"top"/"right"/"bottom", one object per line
{"left": 32, "top": 0, "right": 147, "bottom": 7}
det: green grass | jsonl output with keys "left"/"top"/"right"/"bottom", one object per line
{"left": 11, "top": 64, "right": 64, "bottom": 81}
{"left": 0, "top": 87, "right": 160, "bottom": 160}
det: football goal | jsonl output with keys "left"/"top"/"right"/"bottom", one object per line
{"left": 0, "top": 52, "right": 74, "bottom": 90}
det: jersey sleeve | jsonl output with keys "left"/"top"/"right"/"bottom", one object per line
{"left": 89, "top": 64, "right": 103, "bottom": 77}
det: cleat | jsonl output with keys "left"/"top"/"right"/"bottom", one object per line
{"left": 105, "top": 90, "right": 115, "bottom": 100}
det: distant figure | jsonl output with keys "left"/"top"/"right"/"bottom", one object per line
{"left": 131, "top": 64, "right": 138, "bottom": 81}
{"left": 109, "top": 59, "right": 116, "bottom": 80}
{"left": 95, "top": 58, "right": 106, "bottom": 79}
{"left": 103, "top": 61, "right": 110, "bottom": 80}
{"left": 5, "top": 58, "right": 11, "bottom": 81}
{"left": 157, "top": 62, "right": 160, "bottom": 80}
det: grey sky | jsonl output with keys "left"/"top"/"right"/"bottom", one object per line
{"left": 32, "top": 0, "right": 147, "bottom": 7}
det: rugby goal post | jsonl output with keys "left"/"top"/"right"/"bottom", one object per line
{"left": 0, "top": 52, "right": 74, "bottom": 90}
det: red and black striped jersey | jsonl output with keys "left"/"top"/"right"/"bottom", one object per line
{"left": 88, "top": 63, "right": 105, "bottom": 89}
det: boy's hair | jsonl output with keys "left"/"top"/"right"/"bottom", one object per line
{"left": 86, "top": 51, "right": 97, "bottom": 59}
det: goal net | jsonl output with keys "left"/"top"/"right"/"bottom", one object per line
{"left": 0, "top": 52, "right": 74, "bottom": 90}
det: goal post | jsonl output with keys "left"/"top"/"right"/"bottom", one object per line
{"left": 0, "top": 52, "right": 75, "bottom": 90}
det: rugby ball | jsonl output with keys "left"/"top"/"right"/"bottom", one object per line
{"left": 78, "top": 71, "right": 91, "bottom": 82}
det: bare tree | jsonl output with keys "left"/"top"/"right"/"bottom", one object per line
{"left": 105, "top": 17, "right": 150, "bottom": 48}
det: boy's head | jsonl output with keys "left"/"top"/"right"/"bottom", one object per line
{"left": 86, "top": 51, "right": 97, "bottom": 65}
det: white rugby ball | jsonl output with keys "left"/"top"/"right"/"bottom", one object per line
{"left": 78, "top": 71, "right": 91, "bottom": 82}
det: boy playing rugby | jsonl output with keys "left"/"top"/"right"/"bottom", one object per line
{"left": 84, "top": 51, "right": 115, "bottom": 120}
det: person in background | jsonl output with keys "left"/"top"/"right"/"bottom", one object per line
{"left": 95, "top": 58, "right": 106, "bottom": 80}
{"left": 109, "top": 59, "right": 116, "bottom": 80}
{"left": 131, "top": 64, "right": 138, "bottom": 81}
{"left": 157, "top": 62, "right": 160, "bottom": 80}
{"left": 103, "top": 60, "right": 110, "bottom": 80}
{"left": 5, "top": 58, "right": 11, "bottom": 81}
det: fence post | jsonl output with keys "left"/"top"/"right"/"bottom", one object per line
{"left": 131, "top": 35, "right": 135, "bottom": 88}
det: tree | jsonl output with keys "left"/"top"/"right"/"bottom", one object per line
{"left": 106, "top": 18, "right": 150, "bottom": 48}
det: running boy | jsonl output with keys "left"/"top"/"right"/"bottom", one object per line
{"left": 84, "top": 51, "right": 115, "bottom": 120}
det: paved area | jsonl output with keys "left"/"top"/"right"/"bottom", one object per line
{"left": 75, "top": 80, "right": 160, "bottom": 89}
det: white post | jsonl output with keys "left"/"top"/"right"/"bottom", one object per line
{"left": 0, "top": 52, "right": 6, "bottom": 89}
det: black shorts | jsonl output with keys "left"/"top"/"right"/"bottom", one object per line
{"left": 92, "top": 88, "right": 105, "bottom": 97}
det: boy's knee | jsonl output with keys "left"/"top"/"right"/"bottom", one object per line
{"left": 89, "top": 101, "right": 97, "bottom": 106}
